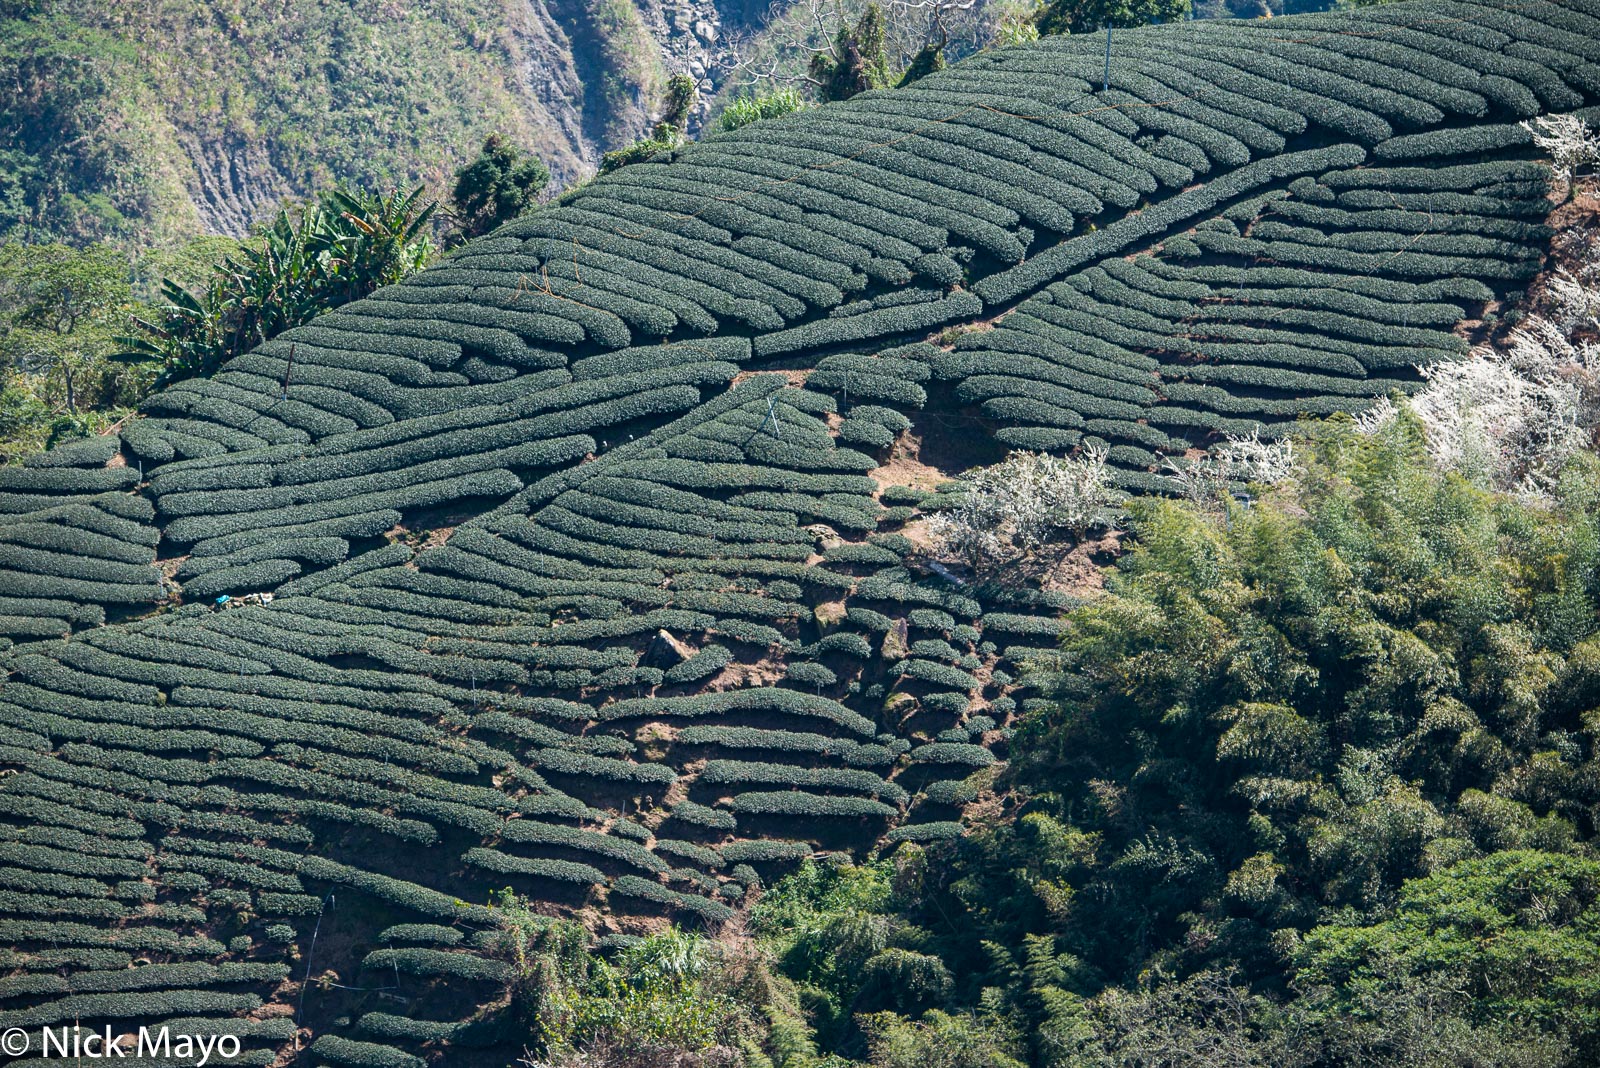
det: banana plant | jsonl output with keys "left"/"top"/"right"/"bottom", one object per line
{"left": 116, "top": 185, "right": 436, "bottom": 387}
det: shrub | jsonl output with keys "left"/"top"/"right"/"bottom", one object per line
{"left": 920, "top": 692, "right": 972, "bottom": 717}
{"left": 358, "top": 1013, "right": 463, "bottom": 1043}
{"left": 729, "top": 791, "right": 897, "bottom": 820}
{"left": 702, "top": 760, "right": 906, "bottom": 803}
{"left": 719, "top": 840, "right": 813, "bottom": 864}
{"left": 716, "top": 88, "right": 807, "bottom": 134}
{"left": 885, "top": 822, "right": 965, "bottom": 844}
{"left": 666, "top": 801, "right": 737, "bottom": 832}
{"left": 309, "top": 1034, "right": 426, "bottom": 1068}
{"left": 378, "top": 924, "right": 464, "bottom": 946}
{"left": 785, "top": 661, "right": 838, "bottom": 690}
{"left": 815, "top": 632, "right": 873, "bottom": 659}
{"left": 908, "top": 742, "right": 997, "bottom": 767}
{"left": 362, "top": 947, "right": 510, "bottom": 983}
{"left": 464, "top": 847, "right": 606, "bottom": 887}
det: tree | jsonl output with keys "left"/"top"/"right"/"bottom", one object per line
{"left": 659, "top": 73, "right": 699, "bottom": 134}
{"left": 810, "top": 3, "right": 895, "bottom": 102}
{"left": 897, "top": 38, "right": 947, "bottom": 87}
{"left": 1164, "top": 430, "right": 1299, "bottom": 507}
{"left": 860, "top": 1010, "right": 1026, "bottom": 1068}
{"left": 0, "top": 234, "right": 245, "bottom": 460}
{"left": 1296, "top": 850, "right": 1600, "bottom": 1061}
{"left": 1034, "top": 0, "right": 1191, "bottom": 37}
{"left": 0, "top": 241, "right": 136, "bottom": 448}
{"left": 1065, "top": 969, "right": 1300, "bottom": 1068}
{"left": 449, "top": 134, "right": 550, "bottom": 241}
{"left": 1522, "top": 114, "right": 1599, "bottom": 201}
{"left": 119, "top": 184, "right": 435, "bottom": 385}
{"left": 927, "top": 447, "right": 1121, "bottom": 569}
{"left": 487, "top": 892, "right": 766, "bottom": 1067}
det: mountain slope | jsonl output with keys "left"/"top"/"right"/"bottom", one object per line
{"left": 0, "top": 0, "right": 1597, "bottom": 1062}
{"left": 0, "top": 0, "right": 745, "bottom": 244}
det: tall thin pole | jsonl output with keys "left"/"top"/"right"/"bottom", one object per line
{"left": 759, "top": 396, "right": 783, "bottom": 439}
{"left": 1104, "top": 25, "right": 1113, "bottom": 92}
{"left": 295, "top": 893, "right": 336, "bottom": 1050}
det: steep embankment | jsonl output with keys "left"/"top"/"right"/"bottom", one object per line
{"left": 0, "top": 0, "right": 747, "bottom": 244}
{"left": 0, "top": 0, "right": 1597, "bottom": 1063}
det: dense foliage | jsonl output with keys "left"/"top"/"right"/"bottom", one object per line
{"left": 835, "top": 419, "right": 1600, "bottom": 1065}
{"left": 449, "top": 135, "right": 550, "bottom": 241}
{"left": 118, "top": 186, "right": 435, "bottom": 385}
{"left": 1035, "top": 0, "right": 1192, "bottom": 36}
{"left": 0, "top": 1, "right": 602, "bottom": 246}
{"left": 0, "top": 237, "right": 234, "bottom": 458}
{"left": 491, "top": 898, "right": 766, "bottom": 1064}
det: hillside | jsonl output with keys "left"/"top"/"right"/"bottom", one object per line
{"left": 0, "top": 0, "right": 753, "bottom": 245}
{"left": 0, "top": 0, "right": 1598, "bottom": 1063}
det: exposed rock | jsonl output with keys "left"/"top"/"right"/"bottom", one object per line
{"left": 882, "top": 618, "right": 911, "bottom": 661}
{"left": 813, "top": 601, "right": 847, "bottom": 634}
{"left": 883, "top": 691, "right": 919, "bottom": 723}
{"left": 644, "top": 628, "right": 696, "bottom": 667}
{"left": 179, "top": 132, "right": 293, "bottom": 238}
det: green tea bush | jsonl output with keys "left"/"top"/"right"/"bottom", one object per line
{"left": 309, "top": 1035, "right": 426, "bottom": 1068}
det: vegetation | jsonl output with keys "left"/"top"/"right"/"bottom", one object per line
{"left": 449, "top": 135, "right": 550, "bottom": 241}
{"left": 0, "top": 242, "right": 142, "bottom": 450}
{"left": 0, "top": 1, "right": 1595, "bottom": 1065}
{"left": 0, "top": 1, "right": 581, "bottom": 248}
{"left": 0, "top": 237, "right": 233, "bottom": 460}
{"left": 810, "top": 4, "right": 896, "bottom": 103}
{"left": 927, "top": 448, "right": 1121, "bottom": 568}
{"left": 599, "top": 74, "right": 700, "bottom": 174}
{"left": 118, "top": 185, "right": 436, "bottom": 386}
{"left": 1523, "top": 114, "right": 1600, "bottom": 195}
{"left": 956, "top": 418, "right": 1600, "bottom": 1058}
{"left": 489, "top": 892, "right": 764, "bottom": 1064}
{"left": 1035, "top": 0, "right": 1192, "bottom": 35}
{"left": 710, "top": 419, "right": 1600, "bottom": 1066}
{"left": 0, "top": 173, "right": 434, "bottom": 460}
{"left": 716, "top": 89, "right": 809, "bottom": 135}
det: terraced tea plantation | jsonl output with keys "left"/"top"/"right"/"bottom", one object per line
{"left": 2, "top": 0, "right": 1597, "bottom": 1062}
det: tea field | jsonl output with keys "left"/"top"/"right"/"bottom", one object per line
{"left": 1, "top": 0, "right": 1597, "bottom": 1062}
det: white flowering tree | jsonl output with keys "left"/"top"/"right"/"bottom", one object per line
{"left": 927, "top": 446, "right": 1121, "bottom": 568}
{"left": 1366, "top": 320, "right": 1600, "bottom": 497}
{"left": 1357, "top": 116, "right": 1600, "bottom": 497}
{"left": 1547, "top": 269, "right": 1600, "bottom": 334}
{"left": 1163, "top": 430, "right": 1300, "bottom": 507}
{"left": 1522, "top": 114, "right": 1600, "bottom": 196}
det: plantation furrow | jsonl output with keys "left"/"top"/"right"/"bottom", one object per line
{"left": 1, "top": 0, "right": 1597, "bottom": 1060}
